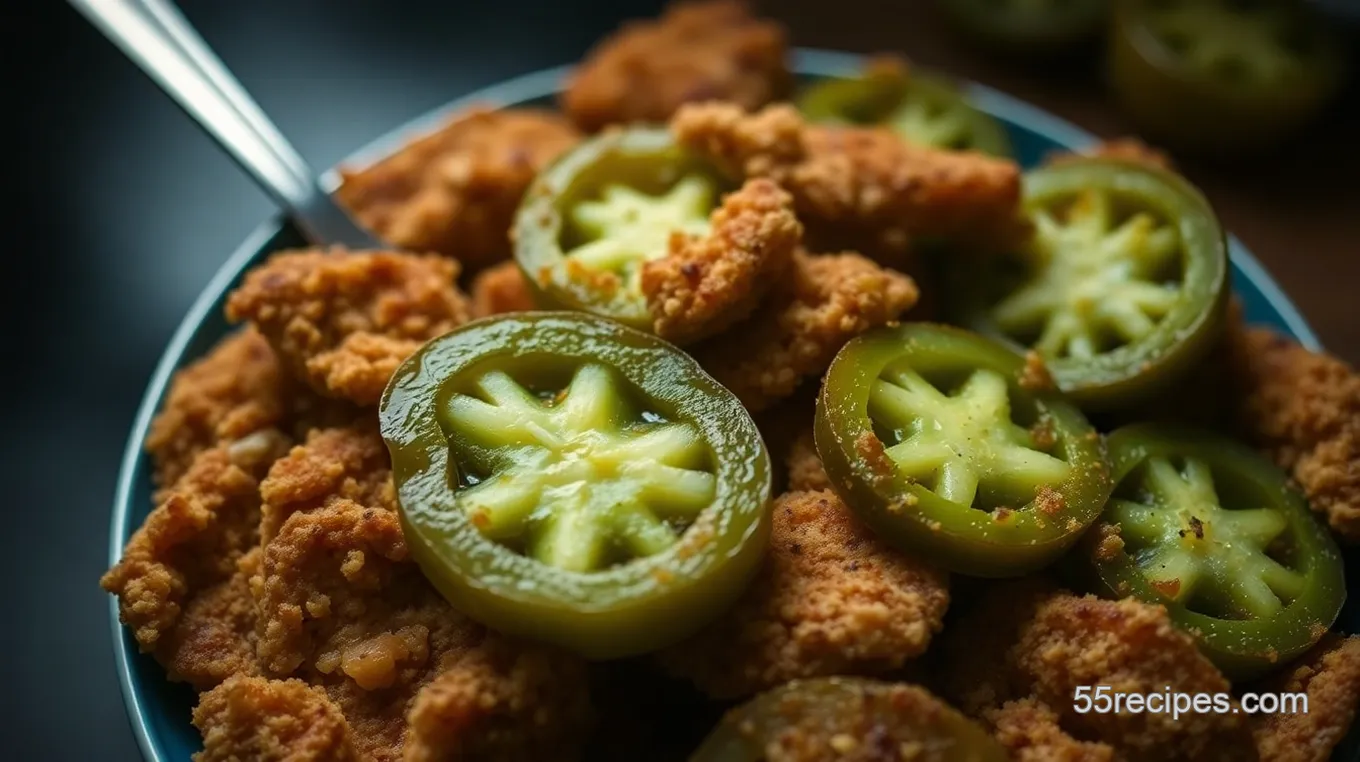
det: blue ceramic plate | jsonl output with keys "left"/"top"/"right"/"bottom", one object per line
{"left": 109, "top": 49, "right": 1354, "bottom": 761}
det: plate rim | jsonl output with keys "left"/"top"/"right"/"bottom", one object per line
{"left": 107, "top": 47, "right": 1325, "bottom": 762}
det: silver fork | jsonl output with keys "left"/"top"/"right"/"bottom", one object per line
{"left": 68, "top": 0, "right": 385, "bottom": 249}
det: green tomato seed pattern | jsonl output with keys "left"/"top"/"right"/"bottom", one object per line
{"left": 564, "top": 175, "right": 715, "bottom": 291}
{"left": 869, "top": 367, "right": 1070, "bottom": 508}
{"left": 1110, "top": 455, "right": 1305, "bottom": 619}
{"left": 992, "top": 189, "right": 1182, "bottom": 360}
{"left": 441, "top": 363, "right": 716, "bottom": 572}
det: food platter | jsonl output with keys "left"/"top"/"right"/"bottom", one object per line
{"left": 108, "top": 49, "right": 1349, "bottom": 761}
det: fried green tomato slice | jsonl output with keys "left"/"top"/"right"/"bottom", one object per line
{"left": 815, "top": 323, "right": 1111, "bottom": 577}
{"left": 1081, "top": 423, "right": 1346, "bottom": 680}
{"left": 1111, "top": 0, "right": 1346, "bottom": 154}
{"left": 949, "top": 158, "right": 1228, "bottom": 410}
{"left": 514, "top": 127, "right": 735, "bottom": 331}
{"left": 379, "top": 312, "right": 771, "bottom": 659}
{"left": 796, "top": 58, "right": 1011, "bottom": 156}
{"left": 690, "top": 677, "right": 1008, "bottom": 762}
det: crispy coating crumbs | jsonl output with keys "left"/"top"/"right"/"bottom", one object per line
{"left": 469, "top": 261, "right": 538, "bottom": 317}
{"left": 102, "top": 439, "right": 287, "bottom": 689}
{"left": 336, "top": 108, "right": 580, "bottom": 270}
{"left": 1252, "top": 635, "right": 1360, "bottom": 762}
{"left": 986, "top": 698, "right": 1116, "bottom": 762}
{"left": 694, "top": 250, "right": 918, "bottom": 411}
{"left": 194, "top": 675, "right": 359, "bottom": 762}
{"left": 255, "top": 500, "right": 591, "bottom": 761}
{"left": 1047, "top": 138, "right": 1175, "bottom": 172}
{"left": 562, "top": 1, "right": 791, "bottom": 132}
{"left": 1227, "top": 326, "right": 1360, "bottom": 543}
{"left": 145, "top": 329, "right": 293, "bottom": 490}
{"left": 258, "top": 422, "right": 395, "bottom": 544}
{"left": 671, "top": 102, "right": 1025, "bottom": 257}
{"left": 660, "top": 490, "right": 949, "bottom": 699}
{"left": 404, "top": 642, "right": 594, "bottom": 762}
{"left": 1019, "top": 351, "right": 1056, "bottom": 392}
{"left": 741, "top": 680, "right": 1001, "bottom": 762}
{"left": 1033, "top": 485, "right": 1065, "bottom": 517}
{"left": 941, "top": 580, "right": 1256, "bottom": 762}
{"left": 641, "top": 178, "right": 801, "bottom": 344}
{"left": 786, "top": 428, "right": 832, "bottom": 493}
{"left": 226, "top": 249, "right": 471, "bottom": 406}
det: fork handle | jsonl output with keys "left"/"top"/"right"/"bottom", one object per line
{"left": 68, "top": 0, "right": 383, "bottom": 249}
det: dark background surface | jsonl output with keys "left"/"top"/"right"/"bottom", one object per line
{"left": 7, "top": 1, "right": 1357, "bottom": 759}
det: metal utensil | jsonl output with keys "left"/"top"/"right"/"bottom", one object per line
{"left": 68, "top": 0, "right": 384, "bottom": 249}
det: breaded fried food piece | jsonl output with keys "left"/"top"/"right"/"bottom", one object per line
{"left": 562, "top": 1, "right": 791, "bottom": 132}
{"left": 660, "top": 490, "right": 949, "bottom": 699}
{"left": 258, "top": 422, "right": 394, "bottom": 543}
{"left": 672, "top": 102, "right": 1024, "bottom": 257}
{"left": 226, "top": 249, "right": 471, "bottom": 406}
{"left": 1253, "top": 634, "right": 1360, "bottom": 762}
{"left": 785, "top": 428, "right": 831, "bottom": 492}
{"left": 641, "top": 178, "right": 801, "bottom": 344}
{"left": 256, "top": 499, "right": 592, "bottom": 761}
{"left": 102, "top": 435, "right": 288, "bottom": 689}
{"left": 1014, "top": 595, "right": 1255, "bottom": 761}
{"left": 404, "top": 641, "right": 594, "bottom": 762}
{"left": 336, "top": 108, "right": 580, "bottom": 270}
{"left": 986, "top": 698, "right": 1116, "bottom": 762}
{"left": 1227, "top": 327, "right": 1360, "bottom": 542}
{"left": 146, "top": 328, "right": 292, "bottom": 490}
{"left": 194, "top": 675, "right": 359, "bottom": 762}
{"left": 1047, "top": 138, "right": 1175, "bottom": 172}
{"left": 469, "top": 261, "right": 537, "bottom": 317}
{"left": 940, "top": 581, "right": 1256, "bottom": 762}
{"left": 693, "top": 250, "right": 917, "bottom": 412}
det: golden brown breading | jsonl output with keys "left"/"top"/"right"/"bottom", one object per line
{"left": 693, "top": 250, "right": 917, "bottom": 412}
{"left": 1014, "top": 595, "right": 1254, "bottom": 761}
{"left": 225, "top": 249, "right": 471, "bottom": 406}
{"left": 103, "top": 436, "right": 288, "bottom": 689}
{"left": 469, "top": 261, "right": 538, "bottom": 317}
{"left": 337, "top": 108, "right": 580, "bottom": 270}
{"left": 671, "top": 102, "right": 1024, "bottom": 258}
{"left": 1226, "top": 327, "right": 1360, "bottom": 543}
{"left": 160, "top": 548, "right": 264, "bottom": 690}
{"left": 194, "top": 675, "right": 359, "bottom": 762}
{"left": 255, "top": 499, "right": 592, "bottom": 761}
{"left": 785, "top": 427, "right": 830, "bottom": 493}
{"left": 258, "top": 421, "right": 395, "bottom": 544}
{"left": 986, "top": 698, "right": 1117, "bottom": 762}
{"left": 660, "top": 490, "right": 949, "bottom": 700}
{"left": 641, "top": 178, "right": 801, "bottom": 344}
{"left": 145, "top": 329, "right": 292, "bottom": 490}
{"left": 562, "top": 1, "right": 791, "bottom": 132}
{"left": 940, "top": 581, "right": 1256, "bottom": 762}
{"left": 1252, "top": 635, "right": 1360, "bottom": 762}
{"left": 404, "top": 641, "right": 595, "bottom": 762}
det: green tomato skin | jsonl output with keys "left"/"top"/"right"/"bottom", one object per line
{"left": 513, "top": 128, "right": 733, "bottom": 331}
{"left": 796, "top": 69, "right": 1013, "bottom": 157}
{"left": 380, "top": 312, "right": 771, "bottom": 659}
{"left": 690, "top": 677, "right": 1009, "bottom": 762}
{"left": 1083, "top": 424, "right": 1346, "bottom": 681}
{"left": 949, "top": 158, "right": 1229, "bottom": 412}
{"left": 815, "top": 323, "right": 1112, "bottom": 578}
{"left": 1109, "top": 0, "right": 1345, "bottom": 155}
